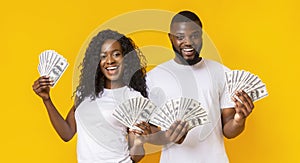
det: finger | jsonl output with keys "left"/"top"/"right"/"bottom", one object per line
{"left": 39, "top": 81, "right": 53, "bottom": 87}
{"left": 234, "top": 112, "right": 244, "bottom": 120}
{"left": 240, "top": 90, "right": 254, "bottom": 110}
{"left": 170, "top": 121, "right": 187, "bottom": 142}
{"left": 165, "top": 121, "right": 180, "bottom": 138}
{"left": 135, "top": 121, "right": 147, "bottom": 128}
{"left": 33, "top": 80, "right": 52, "bottom": 90}
{"left": 33, "top": 77, "right": 42, "bottom": 88}
{"left": 35, "top": 85, "right": 50, "bottom": 93}
{"left": 142, "top": 122, "right": 151, "bottom": 135}
{"left": 33, "top": 76, "right": 52, "bottom": 86}
{"left": 39, "top": 76, "right": 53, "bottom": 83}
{"left": 135, "top": 122, "right": 151, "bottom": 135}
{"left": 231, "top": 94, "right": 243, "bottom": 108}
{"left": 236, "top": 91, "right": 251, "bottom": 110}
{"left": 33, "top": 82, "right": 42, "bottom": 92}
{"left": 236, "top": 91, "right": 254, "bottom": 116}
{"left": 235, "top": 91, "right": 250, "bottom": 111}
{"left": 42, "top": 75, "right": 50, "bottom": 78}
{"left": 232, "top": 93, "right": 248, "bottom": 118}
{"left": 129, "top": 128, "right": 143, "bottom": 136}
{"left": 35, "top": 76, "right": 50, "bottom": 83}
{"left": 174, "top": 122, "right": 189, "bottom": 143}
{"left": 234, "top": 104, "right": 249, "bottom": 118}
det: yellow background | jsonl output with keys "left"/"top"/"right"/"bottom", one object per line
{"left": 1, "top": 0, "right": 299, "bottom": 163}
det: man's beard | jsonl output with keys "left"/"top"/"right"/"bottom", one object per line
{"left": 172, "top": 43, "right": 202, "bottom": 65}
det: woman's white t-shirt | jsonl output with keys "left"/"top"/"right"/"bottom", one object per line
{"left": 75, "top": 86, "right": 142, "bottom": 163}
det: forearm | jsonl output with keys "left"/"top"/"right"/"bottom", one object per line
{"left": 130, "top": 142, "right": 145, "bottom": 163}
{"left": 43, "top": 98, "right": 75, "bottom": 141}
{"left": 223, "top": 118, "right": 246, "bottom": 139}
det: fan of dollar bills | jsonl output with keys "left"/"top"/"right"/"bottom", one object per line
{"left": 149, "top": 97, "right": 209, "bottom": 131}
{"left": 37, "top": 50, "right": 69, "bottom": 87}
{"left": 225, "top": 70, "right": 268, "bottom": 102}
{"left": 112, "top": 97, "right": 157, "bottom": 131}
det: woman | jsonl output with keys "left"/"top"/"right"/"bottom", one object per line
{"left": 32, "top": 29, "right": 151, "bottom": 163}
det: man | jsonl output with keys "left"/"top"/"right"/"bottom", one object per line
{"left": 146, "top": 11, "right": 254, "bottom": 162}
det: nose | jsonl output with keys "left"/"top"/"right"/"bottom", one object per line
{"left": 184, "top": 37, "right": 193, "bottom": 45}
{"left": 106, "top": 54, "right": 115, "bottom": 64}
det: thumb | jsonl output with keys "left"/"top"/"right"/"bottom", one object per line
{"left": 234, "top": 111, "right": 244, "bottom": 122}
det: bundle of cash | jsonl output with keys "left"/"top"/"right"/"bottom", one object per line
{"left": 37, "top": 50, "right": 69, "bottom": 87}
{"left": 112, "top": 97, "right": 157, "bottom": 132}
{"left": 225, "top": 70, "right": 268, "bottom": 102}
{"left": 149, "top": 97, "right": 208, "bottom": 131}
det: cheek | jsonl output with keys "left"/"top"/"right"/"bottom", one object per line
{"left": 118, "top": 61, "right": 125, "bottom": 73}
{"left": 194, "top": 39, "right": 202, "bottom": 46}
{"left": 172, "top": 40, "right": 182, "bottom": 48}
{"left": 99, "top": 61, "right": 105, "bottom": 71}
{"left": 99, "top": 59, "right": 105, "bottom": 66}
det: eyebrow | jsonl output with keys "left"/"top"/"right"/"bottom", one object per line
{"left": 101, "top": 49, "right": 122, "bottom": 54}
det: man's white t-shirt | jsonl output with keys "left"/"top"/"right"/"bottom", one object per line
{"left": 147, "top": 59, "right": 234, "bottom": 163}
{"left": 75, "top": 86, "right": 142, "bottom": 163}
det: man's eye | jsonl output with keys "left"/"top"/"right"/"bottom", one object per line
{"left": 176, "top": 35, "right": 185, "bottom": 40}
{"left": 191, "top": 33, "right": 200, "bottom": 39}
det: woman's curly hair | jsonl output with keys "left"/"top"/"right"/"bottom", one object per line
{"left": 74, "top": 29, "right": 148, "bottom": 107}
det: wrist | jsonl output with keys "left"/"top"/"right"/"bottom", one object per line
{"left": 233, "top": 118, "right": 245, "bottom": 127}
{"left": 42, "top": 97, "right": 51, "bottom": 102}
{"left": 133, "top": 137, "right": 145, "bottom": 147}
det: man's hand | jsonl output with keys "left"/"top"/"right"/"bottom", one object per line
{"left": 232, "top": 90, "right": 254, "bottom": 123}
{"left": 165, "top": 120, "right": 189, "bottom": 144}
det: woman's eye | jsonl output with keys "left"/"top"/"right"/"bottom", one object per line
{"left": 100, "top": 53, "right": 107, "bottom": 60}
{"left": 112, "top": 52, "right": 122, "bottom": 58}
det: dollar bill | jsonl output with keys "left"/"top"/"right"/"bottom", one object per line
{"left": 48, "top": 58, "right": 69, "bottom": 87}
{"left": 149, "top": 97, "right": 209, "bottom": 131}
{"left": 37, "top": 50, "right": 69, "bottom": 87}
{"left": 112, "top": 97, "right": 157, "bottom": 131}
{"left": 225, "top": 70, "right": 268, "bottom": 102}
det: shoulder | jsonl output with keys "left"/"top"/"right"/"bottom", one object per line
{"left": 127, "top": 87, "right": 143, "bottom": 98}
{"left": 114, "top": 87, "right": 144, "bottom": 103}
{"left": 75, "top": 96, "right": 95, "bottom": 110}
{"left": 202, "top": 58, "right": 231, "bottom": 72}
{"left": 147, "top": 60, "right": 174, "bottom": 77}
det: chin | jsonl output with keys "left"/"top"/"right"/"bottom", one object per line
{"left": 106, "top": 75, "right": 121, "bottom": 81}
{"left": 183, "top": 56, "right": 195, "bottom": 61}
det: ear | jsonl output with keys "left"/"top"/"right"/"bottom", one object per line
{"left": 168, "top": 33, "right": 172, "bottom": 41}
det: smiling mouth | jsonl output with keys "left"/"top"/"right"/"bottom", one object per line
{"left": 105, "top": 66, "right": 118, "bottom": 71}
{"left": 182, "top": 48, "right": 194, "bottom": 52}
{"left": 181, "top": 48, "right": 195, "bottom": 56}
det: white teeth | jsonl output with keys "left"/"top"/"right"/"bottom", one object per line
{"left": 183, "top": 48, "right": 194, "bottom": 52}
{"left": 106, "top": 66, "right": 118, "bottom": 70}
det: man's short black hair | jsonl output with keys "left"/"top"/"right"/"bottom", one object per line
{"left": 170, "top": 10, "right": 202, "bottom": 28}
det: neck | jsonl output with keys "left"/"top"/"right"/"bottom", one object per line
{"left": 174, "top": 56, "right": 202, "bottom": 65}
{"left": 105, "top": 81, "right": 125, "bottom": 89}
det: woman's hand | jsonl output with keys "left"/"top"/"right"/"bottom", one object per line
{"left": 130, "top": 121, "right": 152, "bottom": 145}
{"left": 32, "top": 76, "right": 53, "bottom": 100}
